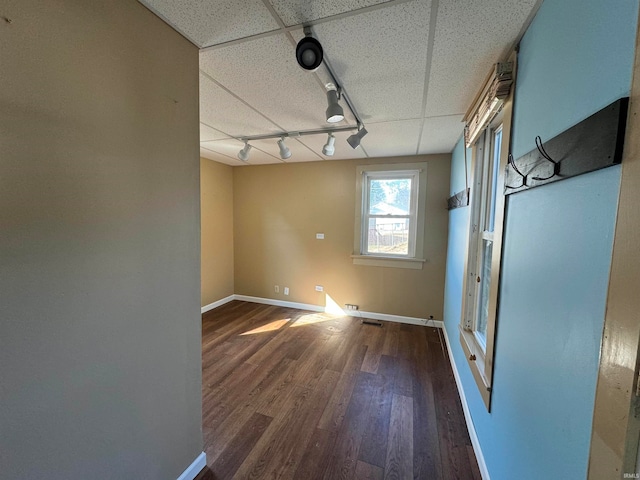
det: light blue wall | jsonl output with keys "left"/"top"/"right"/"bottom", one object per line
{"left": 443, "top": 0, "right": 639, "bottom": 479}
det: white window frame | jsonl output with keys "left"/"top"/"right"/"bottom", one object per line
{"left": 465, "top": 124, "right": 503, "bottom": 350}
{"left": 353, "top": 163, "right": 428, "bottom": 269}
{"left": 459, "top": 56, "right": 516, "bottom": 411}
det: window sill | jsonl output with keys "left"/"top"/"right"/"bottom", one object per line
{"left": 459, "top": 326, "right": 492, "bottom": 409}
{"left": 351, "top": 254, "right": 426, "bottom": 269}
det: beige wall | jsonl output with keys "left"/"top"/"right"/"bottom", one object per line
{"left": 0, "top": 1, "right": 202, "bottom": 478}
{"left": 233, "top": 154, "right": 451, "bottom": 319}
{"left": 201, "top": 158, "right": 234, "bottom": 306}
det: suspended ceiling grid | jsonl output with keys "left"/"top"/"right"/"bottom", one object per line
{"left": 140, "top": 0, "right": 540, "bottom": 165}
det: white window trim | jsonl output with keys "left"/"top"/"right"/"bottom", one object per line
{"left": 459, "top": 55, "right": 516, "bottom": 411}
{"left": 353, "top": 162, "right": 428, "bottom": 269}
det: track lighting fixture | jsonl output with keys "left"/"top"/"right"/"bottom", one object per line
{"left": 347, "top": 127, "right": 368, "bottom": 149}
{"left": 277, "top": 137, "right": 291, "bottom": 159}
{"left": 235, "top": 125, "right": 362, "bottom": 161}
{"left": 322, "top": 133, "right": 336, "bottom": 156}
{"left": 294, "top": 27, "right": 366, "bottom": 145}
{"left": 325, "top": 83, "right": 344, "bottom": 124}
{"left": 237, "top": 141, "right": 252, "bottom": 161}
{"left": 296, "top": 28, "right": 324, "bottom": 72}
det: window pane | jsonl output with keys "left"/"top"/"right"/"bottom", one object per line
{"left": 367, "top": 217, "right": 409, "bottom": 255}
{"left": 487, "top": 129, "right": 502, "bottom": 233}
{"left": 476, "top": 239, "right": 493, "bottom": 345}
{"left": 368, "top": 178, "right": 412, "bottom": 215}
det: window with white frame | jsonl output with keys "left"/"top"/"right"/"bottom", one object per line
{"left": 459, "top": 58, "right": 515, "bottom": 410}
{"left": 464, "top": 123, "right": 503, "bottom": 351}
{"left": 353, "top": 163, "right": 428, "bottom": 269}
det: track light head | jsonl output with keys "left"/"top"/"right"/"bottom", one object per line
{"left": 277, "top": 137, "right": 291, "bottom": 159}
{"left": 347, "top": 127, "right": 368, "bottom": 149}
{"left": 322, "top": 133, "right": 336, "bottom": 156}
{"left": 325, "top": 84, "right": 344, "bottom": 124}
{"left": 296, "top": 36, "right": 323, "bottom": 72}
{"left": 238, "top": 141, "right": 252, "bottom": 161}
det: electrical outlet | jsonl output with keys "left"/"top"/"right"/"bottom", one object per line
{"left": 315, "top": 285, "right": 324, "bottom": 292}
{"left": 345, "top": 304, "right": 359, "bottom": 310}
{"left": 275, "top": 285, "right": 279, "bottom": 293}
{"left": 284, "top": 287, "right": 289, "bottom": 295}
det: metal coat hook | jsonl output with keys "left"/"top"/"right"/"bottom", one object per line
{"left": 532, "top": 136, "right": 560, "bottom": 181}
{"left": 506, "top": 153, "right": 527, "bottom": 189}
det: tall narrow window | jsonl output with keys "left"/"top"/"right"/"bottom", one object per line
{"left": 353, "top": 163, "right": 428, "bottom": 269}
{"left": 469, "top": 125, "right": 502, "bottom": 350}
{"left": 459, "top": 58, "right": 515, "bottom": 410}
{"left": 362, "top": 172, "right": 417, "bottom": 257}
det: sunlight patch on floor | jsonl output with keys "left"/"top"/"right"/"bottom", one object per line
{"left": 240, "top": 318, "right": 290, "bottom": 335}
{"left": 290, "top": 312, "right": 338, "bottom": 327}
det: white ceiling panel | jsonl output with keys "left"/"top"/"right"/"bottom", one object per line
{"left": 200, "top": 34, "right": 358, "bottom": 133}
{"left": 306, "top": 0, "right": 431, "bottom": 123}
{"left": 426, "top": 0, "right": 537, "bottom": 116}
{"left": 140, "top": 0, "right": 280, "bottom": 47}
{"left": 200, "top": 147, "right": 244, "bottom": 166}
{"left": 141, "top": 0, "right": 540, "bottom": 164}
{"left": 201, "top": 139, "right": 282, "bottom": 165}
{"left": 269, "top": 0, "right": 388, "bottom": 27}
{"left": 200, "top": 73, "right": 282, "bottom": 137}
{"left": 200, "top": 123, "right": 228, "bottom": 142}
{"left": 297, "top": 130, "right": 368, "bottom": 161}
{"left": 361, "top": 119, "right": 423, "bottom": 157}
{"left": 418, "top": 115, "right": 464, "bottom": 154}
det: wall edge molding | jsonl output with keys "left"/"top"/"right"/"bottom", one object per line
{"left": 176, "top": 452, "right": 206, "bottom": 480}
{"left": 231, "top": 295, "right": 442, "bottom": 328}
{"left": 233, "top": 295, "right": 325, "bottom": 313}
{"left": 356, "top": 309, "right": 443, "bottom": 329}
{"left": 441, "top": 325, "right": 491, "bottom": 480}
{"left": 201, "top": 295, "right": 235, "bottom": 314}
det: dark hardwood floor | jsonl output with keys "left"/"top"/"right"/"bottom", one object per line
{"left": 196, "top": 301, "right": 480, "bottom": 480}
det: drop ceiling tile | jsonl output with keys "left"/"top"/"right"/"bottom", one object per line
{"left": 269, "top": 0, "right": 388, "bottom": 27}
{"left": 426, "top": 0, "right": 537, "bottom": 116}
{"left": 297, "top": 130, "right": 368, "bottom": 161}
{"left": 360, "top": 119, "right": 423, "bottom": 158}
{"left": 418, "top": 115, "right": 464, "bottom": 154}
{"left": 201, "top": 139, "right": 282, "bottom": 165}
{"left": 307, "top": 0, "right": 432, "bottom": 123}
{"left": 200, "top": 148, "right": 243, "bottom": 166}
{"left": 200, "top": 73, "right": 282, "bottom": 137}
{"left": 139, "top": 0, "right": 280, "bottom": 47}
{"left": 200, "top": 34, "right": 357, "bottom": 132}
{"left": 200, "top": 123, "right": 228, "bottom": 142}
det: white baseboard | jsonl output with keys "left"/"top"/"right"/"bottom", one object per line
{"left": 176, "top": 451, "right": 206, "bottom": 480}
{"left": 201, "top": 295, "right": 235, "bottom": 314}
{"left": 232, "top": 295, "right": 442, "bottom": 329}
{"left": 441, "top": 325, "right": 490, "bottom": 480}
{"left": 356, "top": 309, "right": 444, "bottom": 329}
{"left": 234, "top": 295, "right": 325, "bottom": 313}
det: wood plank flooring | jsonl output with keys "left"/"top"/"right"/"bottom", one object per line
{"left": 196, "top": 301, "right": 480, "bottom": 480}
